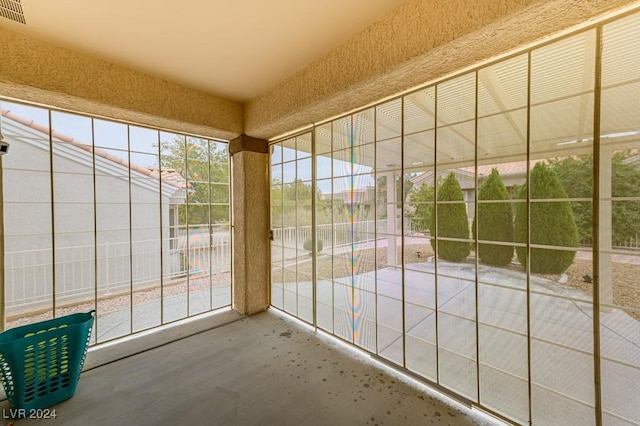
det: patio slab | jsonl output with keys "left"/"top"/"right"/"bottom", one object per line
{"left": 280, "top": 260, "right": 640, "bottom": 424}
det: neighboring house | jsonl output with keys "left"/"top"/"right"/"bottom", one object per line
{"left": 326, "top": 186, "right": 376, "bottom": 209}
{"left": 1, "top": 109, "right": 188, "bottom": 315}
{"left": 409, "top": 160, "right": 543, "bottom": 223}
{"left": 410, "top": 151, "right": 640, "bottom": 224}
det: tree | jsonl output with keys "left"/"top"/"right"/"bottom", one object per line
{"left": 549, "top": 152, "right": 640, "bottom": 245}
{"left": 547, "top": 155, "right": 592, "bottom": 243}
{"left": 284, "top": 178, "right": 313, "bottom": 203}
{"left": 271, "top": 178, "right": 325, "bottom": 228}
{"left": 407, "top": 183, "right": 434, "bottom": 233}
{"left": 476, "top": 168, "right": 513, "bottom": 266}
{"left": 430, "top": 172, "right": 470, "bottom": 262}
{"left": 514, "top": 162, "right": 578, "bottom": 273}
{"left": 160, "top": 137, "right": 230, "bottom": 226}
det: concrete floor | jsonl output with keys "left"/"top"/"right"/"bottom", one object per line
{"left": 277, "top": 259, "right": 640, "bottom": 425}
{"left": 1, "top": 310, "right": 499, "bottom": 426}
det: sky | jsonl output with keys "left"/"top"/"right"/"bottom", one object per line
{"left": 0, "top": 101, "right": 227, "bottom": 170}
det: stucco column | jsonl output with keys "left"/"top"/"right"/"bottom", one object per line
{"left": 230, "top": 135, "right": 270, "bottom": 315}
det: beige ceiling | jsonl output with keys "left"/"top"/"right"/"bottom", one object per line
{"left": 1, "top": 0, "right": 408, "bottom": 102}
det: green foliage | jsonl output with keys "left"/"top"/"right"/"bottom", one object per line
{"left": 303, "top": 238, "right": 323, "bottom": 252}
{"left": 407, "top": 183, "right": 434, "bottom": 233}
{"left": 514, "top": 162, "right": 578, "bottom": 273}
{"left": 160, "top": 137, "right": 229, "bottom": 225}
{"left": 271, "top": 179, "right": 324, "bottom": 228}
{"left": 548, "top": 155, "right": 592, "bottom": 243}
{"left": 476, "top": 169, "right": 513, "bottom": 266}
{"left": 549, "top": 152, "right": 640, "bottom": 245}
{"left": 429, "top": 173, "right": 470, "bottom": 262}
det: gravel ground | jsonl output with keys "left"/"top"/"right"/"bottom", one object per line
{"left": 9, "top": 247, "right": 639, "bottom": 330}
{"left": 6, "top": 272, "right": 232, "bottom": 330}
{"left": 278, "top": 244, "right": 640, "bottom": 320}
{"left": 552, "top": 258, "right": 640, "bottom": 320}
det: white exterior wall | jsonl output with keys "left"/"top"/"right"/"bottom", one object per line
{"left": 2, "top": 118, "right": 179, "bottom": 315}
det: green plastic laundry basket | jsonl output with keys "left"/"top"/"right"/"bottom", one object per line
{"left": 0, "top": 310, "right": 95, "bottom": 411}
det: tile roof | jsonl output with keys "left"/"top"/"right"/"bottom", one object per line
{"left": 1, "top": 108, "right": 188, "bottom": 189}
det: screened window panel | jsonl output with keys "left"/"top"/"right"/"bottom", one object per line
{"left": 377, "top": 99, "right": 402, "bottom": 141}
{"left": 2, "top": 102, "right": 54, "bottom": 329}
{"left": 263, "top": 11, "right": 640, "bottom": 425}
{"left": 404, "top": 88, "right": 436, "bottom": 135}
{"left": 599, "top": 12, "right": 640, "bottom": 425}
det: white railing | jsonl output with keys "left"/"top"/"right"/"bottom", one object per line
{"left": 5, "top": 234, "right": 231, "bottom": 316}
{"left": 580, "top": 234, "right": 640, "bottom": 251}
{"left": 272, "top": 218, "right": 413, "bottom": 254}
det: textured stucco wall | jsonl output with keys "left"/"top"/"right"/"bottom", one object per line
{"left": 232, "top": 150, "right": 270, "bottom": 315}
{"left": 0, "top": 157, "right": 4, "bottom": 331}
{"left": 0, "top": 27, "right": 243, "bottom": 140}
{"left": 245, "top": 0, "right": 640, "bottom": 140}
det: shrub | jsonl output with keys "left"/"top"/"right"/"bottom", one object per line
{"left": 429, "top": 172, "right": 470, "bottom": 262}
{"left": 476, "top": 168, "right": 514, "bottom": 266}
{"left": 514, "top": 162, "right": 578, "bottom": 273}
{"left": 407, "top": 184, "right": 434, "bottom": 233}
{"left": 303, "top": 238, "right": 323, "bottom": 253}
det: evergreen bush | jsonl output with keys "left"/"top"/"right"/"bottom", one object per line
{"left": 429, "top": 172, "right": 470, "bottom": 262}
{"left": 476, "top": 168, "right": 514, "bottom": 266}
{"left": 303, "top": 238, "right": 323, "bottom": 253}
{"left": 514, "top": 162, "right": 578, "bottom": 273}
